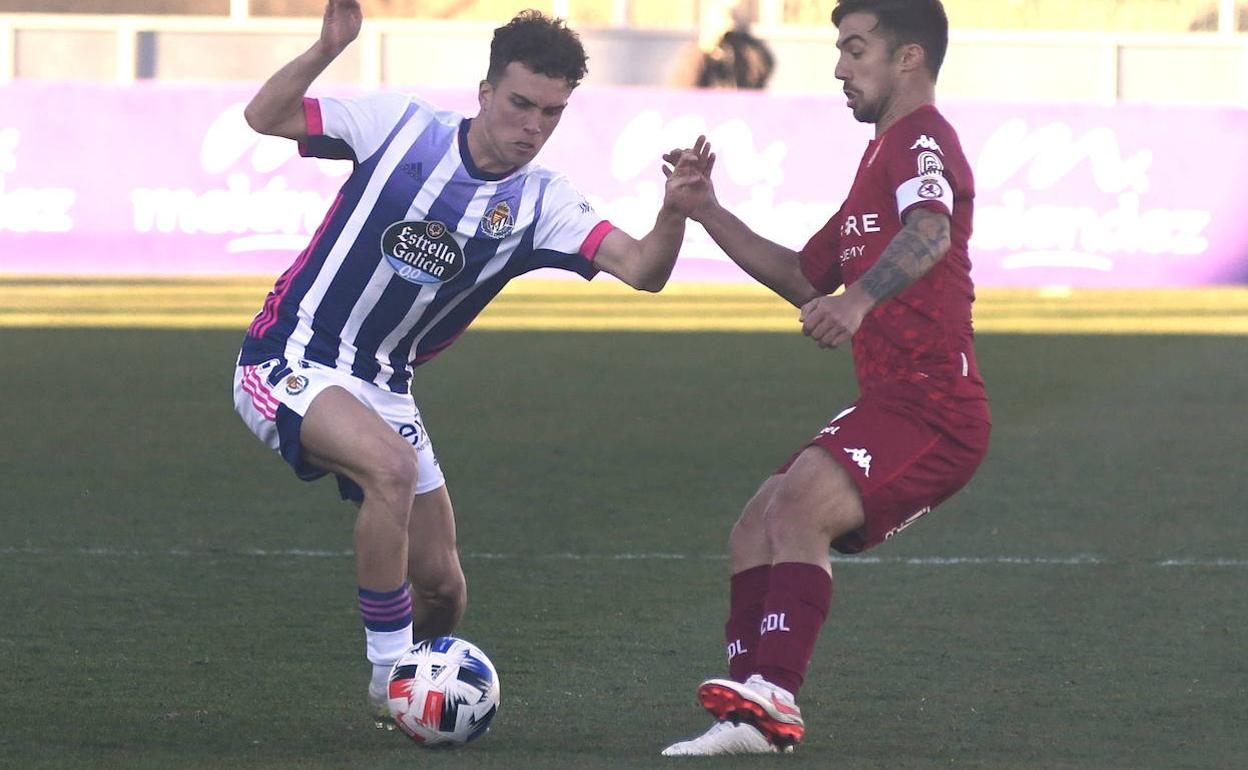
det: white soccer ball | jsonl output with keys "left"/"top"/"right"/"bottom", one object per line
{"left": 387, "top": 636, "right": 500, "bottom": 747}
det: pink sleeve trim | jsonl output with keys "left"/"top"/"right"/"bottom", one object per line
{"left": 297, "top": 97, "right": 324, "bottom": 157}
{"left": 579, "top": 220, "right": 616, "bottom": 260}
{"left": 302, "top": 97, "right": 324, "bottom": 136}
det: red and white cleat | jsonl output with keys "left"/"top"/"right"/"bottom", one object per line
{"left": 661, "top": 720, "right": 791, "bottom": 756}
{"left": 697, "top": 675, "right": 805, "bottom": 748}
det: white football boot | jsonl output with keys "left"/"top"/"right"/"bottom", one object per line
{"left": 697, "top": 675, "right": 805, "bottom": 748}
{"left": 661, "top": 720, "right": 790, "bottom": 756}
{"left": 367, "top": 679, "right": 396, "bottom": 730}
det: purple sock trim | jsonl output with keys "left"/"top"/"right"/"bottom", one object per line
{"left": 358, "top": 585, "right": 412, "bottom": 632}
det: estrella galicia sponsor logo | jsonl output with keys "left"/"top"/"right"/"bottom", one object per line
{"left": 479, "top": 200, "right": 515, "bottom": 239}
{"left": 381, "top": 219, "right": 466, "bottom": 285}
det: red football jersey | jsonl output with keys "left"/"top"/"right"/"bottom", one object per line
{"left": 799, "top": 105, "right": 988, "bottom": 420}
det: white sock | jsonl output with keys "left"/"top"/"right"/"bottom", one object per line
{"left": 365, "top": 623, "right": 413, "bottom": 687}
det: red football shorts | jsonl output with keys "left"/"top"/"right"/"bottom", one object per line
{"left": 777, "top": 396, "right": 990, "bottom": 554}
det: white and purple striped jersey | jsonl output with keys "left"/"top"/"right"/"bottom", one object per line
{"left": 241, "top": 92, "right": 613, "bottom": 394}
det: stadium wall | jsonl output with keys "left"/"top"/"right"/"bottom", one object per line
{"left": 2, "top": 81, "right": 1246, "bottom": 287}
{"left": 2, "top": 14, "right": 1248, "bottom": 105}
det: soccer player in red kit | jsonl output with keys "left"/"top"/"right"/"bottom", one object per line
{"left": 662, "top": 0, "right": 990, "bottom": 756}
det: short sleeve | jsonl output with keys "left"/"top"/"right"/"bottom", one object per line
{"left": 798, "top": 210, "right": 845, "bottom": 294}
{"left": 531, "top": 175, "right": 611, "bottom": 273}
{"left": 881, "top": 129, "right": 959, "bottom": 221}
{"left": 299, "top": 91, "right": 413, "bottom": 163}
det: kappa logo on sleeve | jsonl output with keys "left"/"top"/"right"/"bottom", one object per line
{"left": 910, "top": 134, "right": 943, "bottom": 154}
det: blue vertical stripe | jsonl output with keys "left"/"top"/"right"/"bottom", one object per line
{"left": 245, "top": 103, "right": 419, "bottom": 362}
{"left": 303, "top": 109, "right": 457, "bottom": 367}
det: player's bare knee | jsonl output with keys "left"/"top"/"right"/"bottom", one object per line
{"left": 761, "top": 496, "right": 813, "bottom": 552}
{"left": 360, "top": 450, "right": 420, "bottom": 511}
{"left": 413, "top": 569, "right": 466, "bottom": 616}
{"left": 731, "top": 478, "right": 778, "bottom": 546}
{"left": 761, "top": 481, "right": 856, "bottom": 551}
{"left": 728, "top": 504, "right": 769, "bottom": 561}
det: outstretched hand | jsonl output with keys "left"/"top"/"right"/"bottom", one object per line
{"left": 318, "top": 0, "right": 363, "bottom": 58}
{"left": 661, "top": 135, "right": 717, "bottom": 221}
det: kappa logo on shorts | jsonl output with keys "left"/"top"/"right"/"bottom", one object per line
{"left": 844, "top": 447, "right": 872, "bottom": 477}
{"left": 284, "top": 374, "right": 309, "bottom": 395}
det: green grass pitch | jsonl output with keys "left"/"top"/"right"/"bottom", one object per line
{"left": 2, "top": 328, "right": 1246, "bottom": 769}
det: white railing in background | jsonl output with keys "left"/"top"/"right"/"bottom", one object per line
{"left": 0, "top": 9, "right": 1245, "bottom": 103}
{"left": 1220, "top": 0, "right": 1238, "bottom": 34}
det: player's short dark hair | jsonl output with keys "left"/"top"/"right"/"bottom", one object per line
{"left": 832, "top": 0, "right": 949, "bottom": 79}
{"left": 486, "top": 9, "right": 589, "bottom": 89}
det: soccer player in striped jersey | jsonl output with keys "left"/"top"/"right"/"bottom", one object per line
{"left": 230, "top": 0, "right": 712, "bottom": 725}
{"left": 661, "top": 0, "right": 990, "bottom": 756}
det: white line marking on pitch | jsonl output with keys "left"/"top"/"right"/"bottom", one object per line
{"left": 1, "top": 547, "right": 1245, "bottom": 568}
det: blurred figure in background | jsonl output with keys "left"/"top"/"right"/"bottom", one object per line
{"left": 697, "top": 2, "right": 775, "bottom": 89}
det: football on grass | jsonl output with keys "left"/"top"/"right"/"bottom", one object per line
{"left": 388, "top": 636, "right": 500, "bottom": 747}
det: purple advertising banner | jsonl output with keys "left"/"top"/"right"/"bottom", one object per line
{"left": 1, "top": 81, "right": 1246, "bottom": 286}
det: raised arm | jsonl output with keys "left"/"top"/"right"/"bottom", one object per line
{"left": 243, "top": 0, "right": 362, "bottom": 139}
{"left": 592, "top": 137, "right": 715, "bottom": 292}
{"left": 799, "top": 207, "right": 951, "bottom": 349}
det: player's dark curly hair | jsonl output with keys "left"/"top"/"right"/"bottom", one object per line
{"left": 486, "top": 10, "right": 589, "bottom": 88}
{"left": 832, "top": 0, "right": 948, "bottom": 79}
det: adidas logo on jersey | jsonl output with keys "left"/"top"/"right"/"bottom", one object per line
{"left": 910, "top": 135, "right": 943, "bottom": 154}
{"left": 400, "top": 162, "right": 424, "bottom": 183}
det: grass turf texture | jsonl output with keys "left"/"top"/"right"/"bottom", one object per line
{"left": 2, "top": 328, "right": 1245, "bottom": 769}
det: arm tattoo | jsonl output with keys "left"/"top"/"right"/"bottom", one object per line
{"left": 857, "top": 210, "right": 951, "bottom": 303}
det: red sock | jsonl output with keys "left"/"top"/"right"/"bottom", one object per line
{"left": 754, "top": 562, "right": 833, "bottom": 696}
{"left": 724, "top": 565, "right": 771, "bottom": 682}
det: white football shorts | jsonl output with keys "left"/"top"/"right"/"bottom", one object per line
{"left": 232, "top": 356, "right": 445, "bottom": 500}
